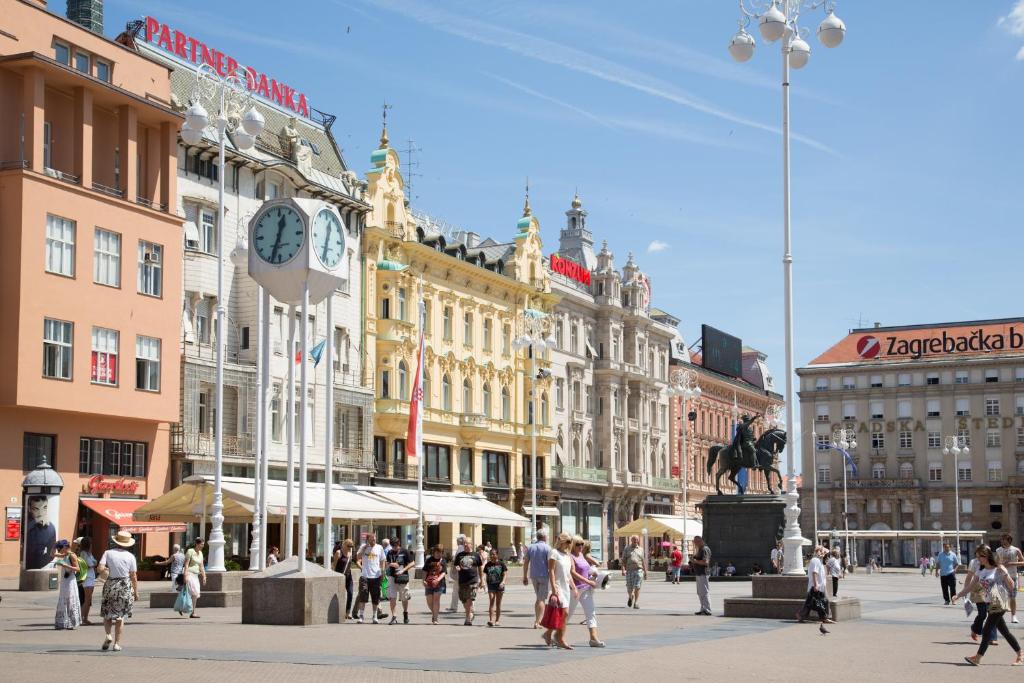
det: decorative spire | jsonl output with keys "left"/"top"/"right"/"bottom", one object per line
{"left": 571, "top": 188, "right": 582, "bottom": 210}
{"left": 522, "top": 177, "right": 532, "bottom": 217}
{"left": 379, "top": 100, "right": 392, "bottom": 149}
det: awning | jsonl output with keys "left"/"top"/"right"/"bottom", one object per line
{"left": 370, "top": 487, "right": 529, "bottom": 527}
{"left": 183, "top": 220, "right": 200, "bottom": 245}
{"left": 585, "top": 340, "right": 598, "bottom": 359}
{"left": 522, "top": 505, "right": 560, "bottom": 517}
{"left": 82, "top": 498, "right": 186, "bottom": 534}
{"left": 613, "top": 514, "right": 703, "bottom": 540}
{"left": 813, "top": 529, "right": 987, "bottom": 541}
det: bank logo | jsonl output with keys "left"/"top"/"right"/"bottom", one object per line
{"left": 857, "top": 335, "right": 881, "bottom": 359}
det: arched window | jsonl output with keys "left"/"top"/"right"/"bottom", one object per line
{"left": 423, "top": 372, "right": 431, "bottom": 409}
{"left": 463, "top": 378, "right": 472, "bottom": 412}
{"left": 482, "top": 382, "right": 492, "bottom": 417}
{"left": 398, "top": 361, "right": 408, "bottom": 400}
{"left": 872, "top": 463, "right": 886, "bottom": 479}
{"left": 899, "top": 462, "right": 914, "bottom": 479}
{"left": 501, "top": 386, "right": 511, "bottom": 421}
{"left": 442, "top": 374, "right": 452, "bottom": 411}
{"left": 541, "top": 392, "right": 549, "bottom": 426}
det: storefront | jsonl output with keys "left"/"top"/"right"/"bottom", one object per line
{"left": 557, "top": 498, "right": 605, "bottom": 561}
{"left": 77, "top": 497, "right": 185, "bottom": 561}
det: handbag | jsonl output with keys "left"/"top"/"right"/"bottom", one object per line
{"left": 393, "top": 571, "right": 410, "bottom": 585}
{"left": 988, "top": 573, "right": 1011, "bottom": 614}
{"left": 540, "top": 595, "right": 566, "bottom": 630}
{"left": 173, "top": 586, "right": 193, "bottom": 615}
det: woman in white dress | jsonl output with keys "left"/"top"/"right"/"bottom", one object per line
{"left": 77, "top": 537, "right": 98, "bottom": 625}
{"left": 543, "top": 532, "right": 578, "bottom": 650}
{"left": 53, "top": 539, "right": 82, "bottom": 630}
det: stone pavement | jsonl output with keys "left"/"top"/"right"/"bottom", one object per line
{"left": 1, "top": 569, "right": 1021, "bottom": 680}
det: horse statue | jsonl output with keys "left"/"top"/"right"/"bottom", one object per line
{"left": 707, "top": 424, "right": 787, "bottom": 495}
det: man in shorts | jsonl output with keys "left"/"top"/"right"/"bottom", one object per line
{"left": 522, "top": 530, "right": 551, "bottom": 628}
{"left": 354, "top": 533, "right": 385, "bottom": 624}
{"left": 385, "top": 537, "right": 415, "bottom": 624}
{"left": 997, "top": 533, "right": 1024, "bottom": 624}
{"left": 448, "top": 534, "right": 466, "bottom": 612}
{"left": 454, "top": 538, "right": 483, "bottom": 625}
{"left": 622, "top": 535, "right": 646, "bottom": 609}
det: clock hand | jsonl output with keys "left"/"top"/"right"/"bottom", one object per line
{"left": 270, "top": 214, "right": 286, "bottom": 262}
{"left": 321, "top": 224, "right": 332, "bottom": 261}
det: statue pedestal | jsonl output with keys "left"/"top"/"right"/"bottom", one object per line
{"left": 242, "top": 557, "right": 347, "bottom": 625}
{"left": 724, "top": 575, "right": 861, "bottom": 621}
{"left": 149, "top": 571, "right": 245, "bottom": 608}
{"left": 702, "top": 494, "right": 786, "bottom": 576}
{"left": 19, "top": 569, "right": 57, "bottom": 591}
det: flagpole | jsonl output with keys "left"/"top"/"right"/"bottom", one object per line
{"left": 414, "top": 282, "right": 426, "bottom": 569}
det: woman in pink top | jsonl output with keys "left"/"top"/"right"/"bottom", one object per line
{"left": 568, "top": 535, "right": 605, "bottom": 647}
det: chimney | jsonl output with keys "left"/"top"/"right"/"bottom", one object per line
{"left": 874, "top": 322, "right": 881, "bottom": 328}
{"left": 465, "top": 231, "right": 480, "bottom": 248}
{"left": 66, "top": 0, "right": 104, "bottom": 35}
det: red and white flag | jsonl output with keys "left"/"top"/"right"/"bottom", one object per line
{"left": 405, "top": 303, "right": 426, "bottom": 464}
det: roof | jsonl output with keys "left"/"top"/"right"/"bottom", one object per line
{"left": 807, "top": 317, "right": 1024, "bottom": 366}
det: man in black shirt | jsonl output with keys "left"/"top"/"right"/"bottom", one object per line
{"left": 453, "top": 539, "right": 483, "bottom": 625}
{"left": 691, "top": 536, "right": 712, "bottom": 616}
{"left": 386, "top": 538, "right": 415, "bottom": 624}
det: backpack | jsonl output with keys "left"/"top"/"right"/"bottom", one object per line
{"left": 75, "top": 553, "right": 88, "bottom": 583}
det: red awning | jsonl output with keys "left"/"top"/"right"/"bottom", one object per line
{"left": 81, "top": 499, "right": 186, "bottom": 534}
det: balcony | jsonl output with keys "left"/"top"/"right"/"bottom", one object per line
{"left": 627, "top": 418, "right": 639, "bottom": 432}
{"left": 594, "top": 358, "right": 621, "bottom": 373}
{"left": 460, "top": 414, "right": 489, "bottom": 429}
{"left": 571, "top": 409, "right": 586, "bottom": 424}
{"left": 44, "top": 166, "right": 80, "bottom": 185}
{"left": 92, "top": 180, "right": 124, "bottom": 199}
{"left": 377, "top": 318, "right": 416, "bottom": 342}
{"left": 384, "top": 220, "right": 405, "bottom": 239}
{"left": 628, "top": 472, "right": 644, "bottom": 487}
{"left": 170, "top": 427, "right": 253, "bottom": 458}
{"left": 333, "top": 448, "right": 374, "bottom": 471}
{"left": 652, "top": 476, "right": 679, "bottom": 491}
{"left": 555, "top": 465, "right": 609, "bottom": 484}
{"left": 136, "top": 195, "right": 168, "bottom": 211}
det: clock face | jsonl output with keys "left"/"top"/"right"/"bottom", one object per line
{"left": 253, "top": 205, "right": 305, "bottom": 265}
{"left": 312, "top": 209, "right": 345, "bottom": 269}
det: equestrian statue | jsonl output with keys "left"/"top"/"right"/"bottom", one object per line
{"left": 706, "top": 414, "right": 787, "bottom": 495}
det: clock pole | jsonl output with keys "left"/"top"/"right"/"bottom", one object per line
{"left": 260, "top": 289, "right": 271, "bottom": 568}
{"left": 298, "top": 280, "right": 309, "bottom": 572}
{"left": 285, "top": 307, "right": 296, "bottom": 558}
{"left": 248, "top": 286, "right": 265, "bottom": 571}
{"left": 323, "top": 293, "right": 334, "bottom": 569}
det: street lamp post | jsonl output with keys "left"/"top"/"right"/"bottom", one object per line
{"left": 812, "top": 428, "right": 856, "bottom": 559}
{"left": 943, "top": 435, "right": 969, "bottom": 560}
{"left": 668, "top": 368, "right": 701, "bottom": 563}
{"left": 727, "top": 0, "right": 846, "bottom": 575}
{"left": 180, "top": 65, "right": 265, "bottom": 572}
{"left": 513, "top": 308, "right": 556, "bottom": 543}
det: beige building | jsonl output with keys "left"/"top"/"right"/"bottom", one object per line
{"left": 798, "top": 318, "right": 1024, "bottom": 565}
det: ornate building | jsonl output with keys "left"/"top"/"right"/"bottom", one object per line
{"left": 362, "top": 124, "right": 557, "bottom": 554}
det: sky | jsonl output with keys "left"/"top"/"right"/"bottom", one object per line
{"left": 101, "top": 0, "right": 1024, "bottom": 473}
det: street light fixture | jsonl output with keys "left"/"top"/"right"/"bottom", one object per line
{"left": 180, "top": 64, "right": 265, "bottom": 572}
{"left": 942, "top": 435, "right": 969, "bottom": 561}
{"left": 668, "top": 368, "right": 701, "bottom": 563}
{"left": 812, "top": 428, "right": 856, "bottom": 561}
{"left": 728, "top": 0, "right": 847, "bottom": 575}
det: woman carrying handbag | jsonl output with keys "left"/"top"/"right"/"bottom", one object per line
{"left": 541, "top": 533, "right": 577, "bottom": 650}
{"left": 964, "top": 545, "right": 1024, "bottom": 666}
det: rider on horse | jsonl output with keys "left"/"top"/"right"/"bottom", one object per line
{"left": 732, "top": 414, "right": 760, "bottom": 469}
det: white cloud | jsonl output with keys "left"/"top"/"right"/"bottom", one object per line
{"left": 1000, "top": 1, "right": 1024, "bottom": 36}
{"left": 1017, "top": 46, "right": 1024, "bottom": 61}
{"left": 647, "top": 240, "right": 670, "bottom": 253}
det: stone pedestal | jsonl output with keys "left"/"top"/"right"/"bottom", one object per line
{"left": 724, "top": 575, "right": 861, "bottom": 621}
{"left": 149, "top": 570, "right": 245, "bottom": 608}
{"left": 242, "top": 557, "right": 347, "bottom": 625}
{"left": 702, "top": 494, "right": 786, "bottom": 576}
{"left": 19, "top": 569, "right": 57, "bottom": 591}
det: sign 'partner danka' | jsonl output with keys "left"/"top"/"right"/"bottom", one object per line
{"left": 142, "top": 16, "right": 310, "bottom": 118}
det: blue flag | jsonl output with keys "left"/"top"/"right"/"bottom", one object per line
{"left": 309, "top": 339, "right": 327, "bottom": 367}
{"left": 817, "top": 443, "right": 858, "bottom": 478}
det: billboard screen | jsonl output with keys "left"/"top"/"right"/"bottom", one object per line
{"left": 701, "top": 324, "right": 742, "bottom": 378}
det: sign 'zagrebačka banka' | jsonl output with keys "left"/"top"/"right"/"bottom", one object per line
{"left": 143, "top": 16, "right": 310, "bottom": 118}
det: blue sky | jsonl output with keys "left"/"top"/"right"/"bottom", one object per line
{"left": 102, "top": 0, "right": 1024, "bottom": 472}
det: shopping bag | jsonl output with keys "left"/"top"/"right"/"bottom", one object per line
{"left": 540, "top": 595, "right": 565, "bottom": 630}
{"left": 174, "top": 586, "right": 193, "bottom": 615}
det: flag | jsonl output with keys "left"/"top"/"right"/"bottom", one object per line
{"left": 295, "top": 339, "right": 327, "bottom": 366}
{"left": 817, "top": 442, "right": 858, "bottom": 477}
{"left": 405, "top": 302, "right": 426, "bottom": 463}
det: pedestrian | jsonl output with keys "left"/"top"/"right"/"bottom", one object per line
{"left": 920, "top": 556, "right": 929, "bottom": 577}
{"left": 385, "top": 537, "right": 414, "bottom": 625}
{"left": 53, "top": 539, "right": 81, "bottom": 630}
{"left": 267, "top": 546, "right": 280, "bottom": 567}
{"left": 827, "top": 548, "right": 844, "bottom": 597}
{"left": 483, "top": 548, "right": 508, "bottom": 627}
{"left": 354, "top": 533, "right": 384, "bottom": 624}
{"left": 621, "top": 535, "right": 646, "bottom": 609}
{"left": 454, "top": 537, "right": 483, "bottom": 626}
{"left": 423, "top": 544, "right": 447, "bottom": 625}
{"left": 669, "top": 544, "right": 683, "bottom": 584}
{"left": 70, "top": 538, "right": 87, "bottom": 614}
{"left": 523, "top": 530, "right": 552, "bottom": 628}
{"left": 77, "top": 536, "right": 97, "bottom": 625}
{"left": 183, "top": 538, "right": 206, "bottom": 618}
{"left": 542, "top": 532, "right": 576, "bottom": 650}
{"left": 448, "top": 534, "right": 467, "bottom": 613}
{"left": 97, "top": 530, "right": 139, "bottom": 652}
{"left": 953, "top": 546, "right": 998, "bottom": 647}
{"left": 691, "top": 535, "right": 712, "bottom": 616}
{"left": 568, "top": 535, "right": 604, "bottom": 647}
{"left": 155, "top": 544, "right": 185, "bottom": 591}
{"left": 995, "top": 533, "right": 1023, "bottom": 624}
{"left": 963, "top": 545, "right": 1023, "bottom": 666}
{"left": 333, "top": 539, "right": 355, "bottom": 620}
{"left": 937, "top": 542, "right": 960, "bottom": 605}
{"left": 724, "top": 561, "right": 736, "bottom": 577}
{"left": 796, "top": 546, "right": 834, "bottom": 625}
{"left": 771, "top": 541, "right": 784, "bottom": 574}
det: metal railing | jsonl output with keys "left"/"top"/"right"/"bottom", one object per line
{"left": 652, "top": 476, "right": 679, "bottom": 491}
{"left": 460, "top": 414, "right": 489, "bottom": 428}
{"left": 0, "top": 160, "right": 28, "bottom": 170}
{"left": 44, "top": 167, "right": 80, "bottom": 184}
{"left": 135, "top": 195, "right": 168, "bottom": 211}
{"left": 383, "top": 220, "right": 405, "bottom": 239}
{"left": 555, "top": 465, "right": 609, "bottom": 483}
{"left": 92, "top": 181, "right": 124, "bottom": 198}
{"left": 170, "top": 426, "right": 253, "bottom": 457}
{"left": 333, "top": 448, "right": 374, "bottom": 470}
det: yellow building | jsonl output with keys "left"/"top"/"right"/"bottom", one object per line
{"left": 362, "top": 127, "right": 557, "bottom": 553}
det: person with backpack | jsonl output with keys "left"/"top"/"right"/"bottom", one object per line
{"left": 423, "top": 544, "right": 447, "bottom": 625}
{"left": 385, "top": 537, "right": 415, "bottom": 624}
{"left": 333, "top": 539, "right": 355, "bottom": 620}
{"left": 963, "top": 545, "right": 1023, "bottom": 666}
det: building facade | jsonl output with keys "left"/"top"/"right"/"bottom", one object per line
{"left": 546, "top": 196, "right": 679, "bottom": 562}
{"left": 0, "top": 0, "right": 181, "bottom": 576}
{"left": 362, "top": 127, "right": 559, "bottom": 554}
{"left": 798, "top": 318, "right": 1024, "bottom": 565}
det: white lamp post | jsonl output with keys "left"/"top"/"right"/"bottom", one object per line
{"left": 943, "top": 435, "right": 968, "bottom": 561}
{"left": 668, "top": 368, "right": 701, "bottom": 563}
{"left": 513, "top": 308, "right": 555, "bottom": 543}
{"left": 727, "top": 0, "right": 846, "bottom": 575}
{"left": 180, "top": 64, "right": 265, "bottom": 572}
{"left": 811, "top": 428, "right": 856, "bottom": 560}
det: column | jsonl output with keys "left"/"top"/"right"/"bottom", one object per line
{"left": 117, "top": 105, "right": 138, "bottom": 200}
{"left": 22, "top": 68, "right": 45, "bottom": 171}
{"left": 160, "top": 121, "right": 177, "bottom": 213}
{"left": 73, "top": 87, "right": 93, "bottom": 186}
{"left": 144, "top": 126, "right": 162, "bottom": 206}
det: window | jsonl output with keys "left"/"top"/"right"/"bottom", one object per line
{"left": 459, "top": 448, "right": 473, "bottom": 484}
{"left": 483, "top": 318, "right": 493, "bottom": 351}
{"left": 926, "top": 372, "right": 939, "bottom": 385}
{"left": 442, "top": 374, "right": 452, "bottom": 411}
{"left": 424, "top": 443, "right": 450, "bottom": 482}
{"left": 93, "top": 228, "right": 121, "bottom": 287}
{"left": 442, "top": 307, "right": 452, "bottom": 341}
{"left": 137, "top": 241, "right": 163, "bottom": 297}
{"left": 43, "top": 318, "right": 73, "bottom": 380}
{"left": 397, "top": 288, "right": 407, "bottom": 321}
{"left": 1018, "top": 428, "right": 1024, "bottom": 447}
{"left": 871, "top": 432, "right": 884, "bottom": 449}
{"left": 955, "top": 398, "right": 970, "bottom": 416}
{"left": 200, "top": 208, "right": 217, "bottom": 255}
{"left": 95, "top": 59, "right": 110, "bottom": 82}
{"left": 866, "top": 499, "right": 878, "bottom": 514}
{"left": 815, "top": 404, "right": 829, "bottom": 421}
{"left": 899, "top": 431, "right": 912, "bottom": 449}
{"left": 1016, "top": 396, "right": 1024, "bottom": 416}
{"left": 24, "top": 433, "right": 55, "bottom": 471}
{"left": 956, "top": 427, "right": 971, "bottom": 447}
{"left": 929, "top": 464, "right": 942, "bottom": 481}
{"left": 570, "top": 323, "right": 579, "bottom": 355}
{"left": 75, "top": 50, "right": 90, "bottom": 73}
{"left": 483, "top": 451, "right": 509, "bottom": 486}
{"left": 816, "top": 433, "right": 830, "bottom": 448}
{"left": 991, "top": 502, "right": 1004, "bottom": 514}
{"left": 78, "top": 438, "right": 146, "bottom": 477}
{"left": 380, "top": 370, "right": 390, "bottom": 399}
{"left": 483, "top": 382, "right": 492, "bottom": 417}
{"left": 422, "top": 372, "right": 431, "bottom": 409}
{"left": 54, "top": 41, "right": 70, "bottom": 65}
{"left": 555, "top": 379, "right": 564, "bottom": 411}
{"left": 555, "top": 320, "right": 564, "bottom": 349}
{"left": 380, "top": 297, "right": 390, "bottom": 320}
{"left": 986, "top": 430, "right": 1001, "bottom": 448}
{"left": 271, "top": 384, "right": 282, "bottom": 442}
{"left": 45, "top": 214, "right": 76, "bottom": 277}
{"left": 955, "top": 370, "right": 969, "bottom": 384}
{"left": 195, "top": 299, "right": 211, "bottom": 345}
{"left": 1016, "top": 367, "right": 1024, "bottom": 383}
{"left": 961, "top": 498, "right": 973, "bottom": 514}
{"left": 502, "top": 324, "right": 511, "bottom": 355}
{"left": 929, "top": 498, "right": 943, "bottom": 515}
{"left": 398, "top": 361, "right": 408, "bottom": 400}
{"left": 462, "top": 378, "right": 472, "bottom": 412}
{"left": 871, "top": 463, "right": 886, "bottom": 479}
{"left": 842, "top": 376, "right": 855, "bottom": 390}
{"left": 897, "top": 373, "right": 911, "bottom": 387}
{"left": 870, "top": 375, "right": 883, "bottom": 388}
{"left": 842, "top": 403, "right": 856, "bottom": 421}
{"left": 817, "top": 466, "right": 830, "bottom": 483}
{"left": 501, "top": 386, "right": 510, "bottom": 421}
{"left": 815, "top": 377, "right": 829, "bottom": 391}
{"left": 541, "top": 392, "right": 549, "bottom": 426}
{"left": 899, "top": 462, "right": 914, "bottom": 479}
{"left": 463, "top": 312, "right": 473, "bottom": 345}
{"left": 926, "top": 399, "right": 940, "bottom": 417}
{"left": 987, "top": 462, "right": 1003, "bottom": 482}
{"left": 985, "top": 398, "right": 1000, "bottom": 416}
{"left": 897, "top": 399, "right": 912, "bottom": 418}
{"left": 928, "top": 432, "right": 941, "bottom": 449}
{"left": 870, "top": 401, "right": 884, "bottom": 419}
{"left": 818, "top": 499, "right": 831, "bottom": 514}
{"left": 90, "top": 327, "right": 118, "bottom": 385}
{"left": 240, "top": 326, "right": 250, "bottom": 351}
{"left": 135, "top": 336, "right": 160, "bottom": 392}
{"left": 422, "top": 301, "right": 431, "bottom": 334}
{"left": 985, "top": 369, "right": 999, "bottom": 383}
{"left": 958, "top": 465, "right": 972, "bottom": 482}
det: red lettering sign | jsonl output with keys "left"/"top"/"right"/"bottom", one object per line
{"left": 549, "top": 254, "right": 592, "bottom": 286}
{"left": 144, "top": 16, "right": 311, "bottom": 118}
{"left": 84, "top": 475, "right": 141, "bottom": 496}
{"left": 6, "top": 519, "right": 19, "bottom": 541}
